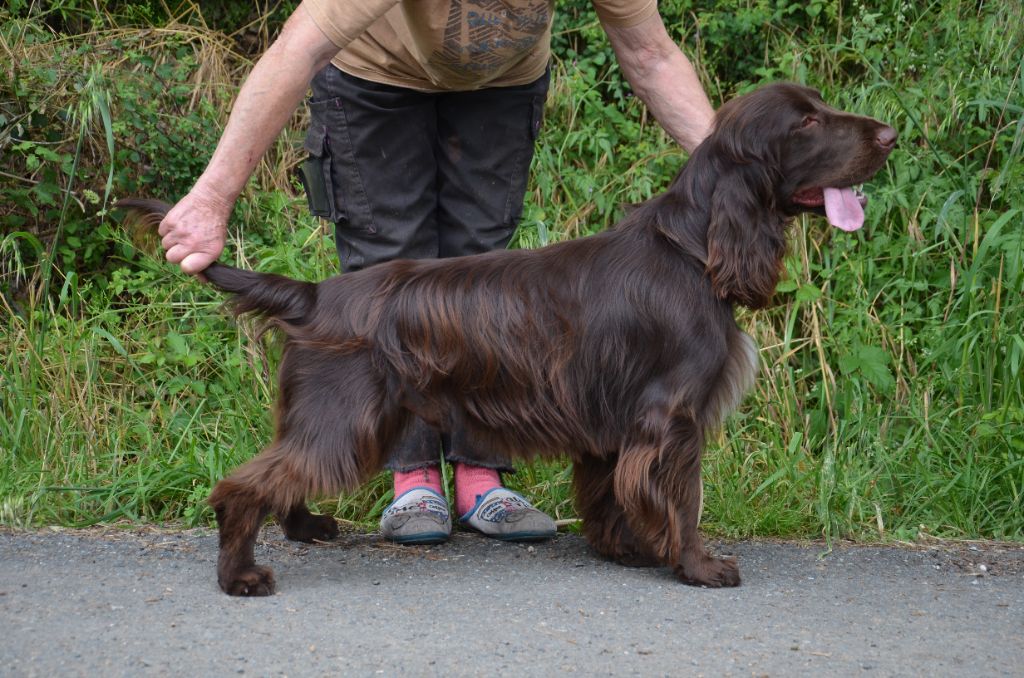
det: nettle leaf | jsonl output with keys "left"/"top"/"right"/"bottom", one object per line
{"left": 857, "top": 345, "right": 895, "bottom": 391}
{"left": 837, "top": 350, "right": 861, "bottom": 375}
{"left": 838, "top": 344, "right": 895, "bottom": 392}
{"left": 34, "top": 146, "right": 64, "bottom": 163}
{"left": 166, "top": 331, "right": 188, "bottom": 357}
{"left": 32, "top": 181, "right": 60, "bottom": 206}
{"left": 796, "top": 284, "right": 822, "bottom": 302}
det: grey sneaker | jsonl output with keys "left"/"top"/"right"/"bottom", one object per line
{"left": 459, "top": 488, "right": 557, "bottom": 541}
{"left": 380, "top": 488, "right": 452, "bottom": 545}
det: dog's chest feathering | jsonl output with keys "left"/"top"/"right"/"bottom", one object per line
{"left": 707, "top": 330, "right": 760, "bottom": 428}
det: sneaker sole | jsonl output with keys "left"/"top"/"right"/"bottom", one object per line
{"left": 461, "top": 526, "right": 556, "bottom": 542}
{"left": 388, "top": 531, "right": 450, "bottom": 545}
{"left": 492, "top": 532, "right": 555, "bottom": 542}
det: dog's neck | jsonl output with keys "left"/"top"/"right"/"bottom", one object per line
{"left": 670, "top": 146, "right": 719, "bottom": 252}
{"left": 637, "top": 142, "right": 788, "bottom": 310}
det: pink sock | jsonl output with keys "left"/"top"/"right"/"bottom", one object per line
{"left": 393, "top": 465, "right": 443, "bottom": 499}
{"left": 454, "top": 463, "right": 502, "bottom": 515}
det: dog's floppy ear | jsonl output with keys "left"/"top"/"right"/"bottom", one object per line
{"left": 705, "top": 162, "right": 787, "bottom": 309}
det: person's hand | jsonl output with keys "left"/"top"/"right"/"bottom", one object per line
{"left": 159, "top": 185, "right": 233, "bottom": 275}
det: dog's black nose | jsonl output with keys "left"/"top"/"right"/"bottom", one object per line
{"left": 876, "top": 126, "right": 897, "bottom": 150}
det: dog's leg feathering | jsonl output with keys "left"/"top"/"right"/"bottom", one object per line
{"left": 209, "top": 349, "right": 402, "bottom": 595}
{"left": 208, "top": 440, "right": 352, "bottom": 596}
{"left": 612, "top": 415, "right": 740, "bottom": 588}
{"left": 574, "top": 456, "right": 660, "bottom": 567}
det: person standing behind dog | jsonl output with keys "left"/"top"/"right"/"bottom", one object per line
{"left": 157, "top": 0, "right": 716, "bottom": 544}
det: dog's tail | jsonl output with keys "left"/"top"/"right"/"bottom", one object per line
{"left": 116, "top": 198, "right": 316, "bottom": 324}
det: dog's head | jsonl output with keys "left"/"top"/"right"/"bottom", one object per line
{"left": 700, "top": 83, "right": 896, "bottom": 308}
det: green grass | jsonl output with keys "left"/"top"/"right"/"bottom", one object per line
{"left": 1, "top": 0, "right": 1022, "bottom": 540}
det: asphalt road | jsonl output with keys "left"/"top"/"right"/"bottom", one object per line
{"left": 1, "top": 526, "right": 1021, "bottom": 677}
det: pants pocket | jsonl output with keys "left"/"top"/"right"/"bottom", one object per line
{"left": 298, "top": 121, "right": 341, "bottom": 221}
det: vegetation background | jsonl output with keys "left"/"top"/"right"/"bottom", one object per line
{"left": 2, "top": 0, "right": 1021, "bottom": 541}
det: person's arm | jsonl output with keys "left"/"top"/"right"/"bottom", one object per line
{"left": 159, "top": 3, "right": 341, "bottom": 274}
{"left": 601, "top": 12, "right": 715, "bottom": 153}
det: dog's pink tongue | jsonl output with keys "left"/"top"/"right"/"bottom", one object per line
{"left": 823, "top": 187, "right": 864, "bottom": 232}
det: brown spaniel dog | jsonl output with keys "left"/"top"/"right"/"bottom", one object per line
{"left": 121, "top": 82, "right": 896, "bottom": 596}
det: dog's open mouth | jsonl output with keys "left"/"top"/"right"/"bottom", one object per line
{"left": 790, "top": 186, "right": 868, "bottom": 232}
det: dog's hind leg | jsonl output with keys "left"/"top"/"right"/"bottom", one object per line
{"left": 613, "top": 414, "right": 740, "bottom": 588}
{"left": 208, "top": 456, "right": 280, "bottom": 596}
{"left": 210, "top": 441, "right": 340, "bottom": 596}
{"left": 573, "top": 455, "right": 659, "bottom": 567}
{"left": 276, "top": 503, "right": 341, "bottom": 543}
{"left": 209, "top": 349, "right": 402, "bottom": 596}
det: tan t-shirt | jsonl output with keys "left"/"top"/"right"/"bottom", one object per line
{"left": 304, "top": 0, "right": 657, "bottom": 91}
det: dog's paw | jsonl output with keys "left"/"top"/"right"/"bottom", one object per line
{"left": 219, "top": 566, "right": 276, "bottom": 596}
{"left": 674, "top": 555, "right": 741, "bottom": 588}
{"left": 281, "top": 512, "right": 340, "bottom": 543}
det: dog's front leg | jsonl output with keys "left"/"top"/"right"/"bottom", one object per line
{"left": 573, "top": 455, "right": 659, "bottom": 567}
{"left": 670, "top": 470, "right": 739, "bottom": 588}
{"left": 613, "top": 417, "right": 740, "bottom": 588}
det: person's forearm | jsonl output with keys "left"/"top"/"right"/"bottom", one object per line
{"left": 194, "top": 9, "right": 338, "bottom": 203}
{"left": 603, "top": 15, "right": 715, "bottom": 153}
{"left": 622, "top": 50, "right": 714, "bottom": 152}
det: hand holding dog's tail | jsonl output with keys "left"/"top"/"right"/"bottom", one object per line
{"left": 117, "top": 198, "right": 315, "bottom": 324}
{"left": 149, "top": 189, "right": 231, "bottom": 275}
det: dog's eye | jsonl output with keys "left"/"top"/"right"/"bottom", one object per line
{"left": 800, "top": 115, "right": 819, "bottom": 129}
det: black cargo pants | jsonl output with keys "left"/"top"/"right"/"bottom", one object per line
{"left": 301, "top": 64, "right": 549, "bottom": 471}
